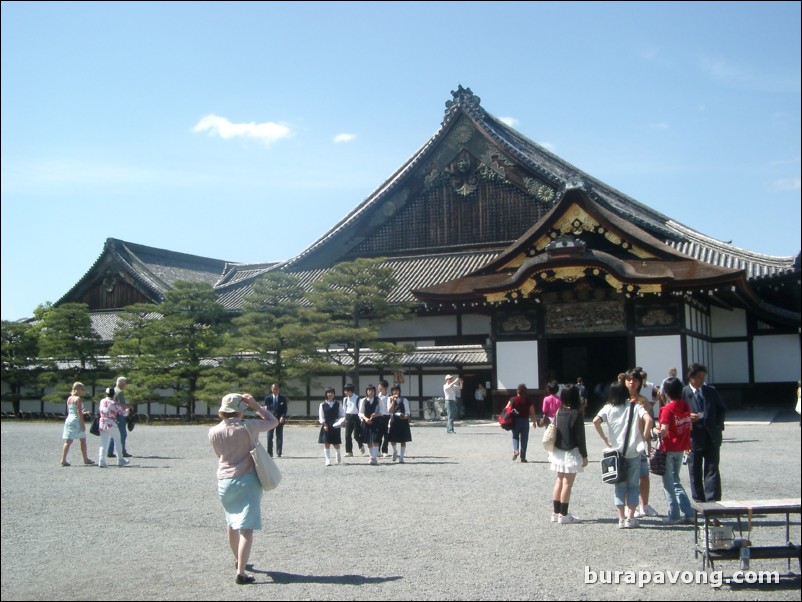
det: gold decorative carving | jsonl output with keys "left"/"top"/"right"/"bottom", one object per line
{"left": 502, "top": 315, "right": 533, "bottom": 332}
{"left": 546, "top": 300, "right": 626, "bottom": 334}
{"left": 640, "top": 309, "right": 675, "bottom": 326}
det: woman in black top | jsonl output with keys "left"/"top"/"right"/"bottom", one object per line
{"left": 548, "top": 385, "right": 588, "bottom": 524}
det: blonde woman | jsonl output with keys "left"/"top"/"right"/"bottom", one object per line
{"left": 60, "top": 382, "right": 95, "bottom": 466}
{"left": 209, "top": 393, "right": 278, "bottom": 585}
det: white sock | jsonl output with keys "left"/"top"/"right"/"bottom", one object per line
{"left": 323, "top": 448, "right": 331, "bottom": 461}
{"left": 370, "top": 447, "right": 378, "bottom": 459}
{"left": 335, "top": 449, "right": 342, "bottom": 462}
{"left": 400, "top": 447, "right": 406, "bottom": 458}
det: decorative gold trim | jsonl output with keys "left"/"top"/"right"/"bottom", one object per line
{"left": 483, "top": 265, "right": 663, "bottom": 303}
{"left": 501, "top": 203, "right": 656, "bottom": 269}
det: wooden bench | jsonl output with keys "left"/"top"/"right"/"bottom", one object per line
{"left": 692, "top": 498, "right": 801, "bottom": 573}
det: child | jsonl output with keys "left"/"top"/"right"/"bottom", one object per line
{"left": 359, "top": 384, "right": 383, "bottom": 465}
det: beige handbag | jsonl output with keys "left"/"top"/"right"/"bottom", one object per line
{"left": 247, "top": 425, "right": 282, "bottom": 491}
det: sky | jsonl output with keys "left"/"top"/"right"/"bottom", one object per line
{"left": 2, "top": 1, "right": 800, "bottom": 321}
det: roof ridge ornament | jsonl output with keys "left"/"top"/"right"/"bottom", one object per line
{"left": 443, "top": 85, "right": 482, "bottom": 125}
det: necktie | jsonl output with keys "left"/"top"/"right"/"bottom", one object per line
{"left": 695, "top": 389, "right": 704, "bottom": 413}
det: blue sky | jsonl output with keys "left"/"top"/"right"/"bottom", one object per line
{"left": 2, "top": 1, "right": 800, "bottom": 321}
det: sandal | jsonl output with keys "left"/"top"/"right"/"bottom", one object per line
{"left": 235, "top": 574, "right": 255, "bottom": 585}
{"left": 83, "top": 459, "right": 95, "bottom": 465}
{"left": 60, "top": 461, "right": 70, "bottom": 467}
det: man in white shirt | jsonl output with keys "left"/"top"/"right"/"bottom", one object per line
{"left": 443, "top": 375, "right": 462, "bottom": 434}
{"left": 342, "top": 384, "right": 364, "bottom": 456}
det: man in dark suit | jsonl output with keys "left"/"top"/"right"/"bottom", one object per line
{"left": 265, "top": 383, "right": 288, "bottom": 457}
{"left": 682, "top": 363, "right": 726, "bottom": 502}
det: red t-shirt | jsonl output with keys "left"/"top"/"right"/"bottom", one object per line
{"left": 658, "top": 399, "right": 692, "bottom": 452}
{"left": 510, "top": 394, "right": 534, "bottom": 418}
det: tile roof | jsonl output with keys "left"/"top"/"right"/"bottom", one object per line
{"left": 271, "top": 86, "right": 797, "bottom": 283}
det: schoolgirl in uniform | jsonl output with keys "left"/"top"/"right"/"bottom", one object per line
{"left": 386, "top": 384, "right": 412, "bottom": 463}
{"left": 359, "top": 384, "right": 383, "bottom": 465}
{"left": 318, "top": 387, "right": 344, "bottom": 466}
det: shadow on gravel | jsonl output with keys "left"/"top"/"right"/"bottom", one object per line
{"left": 261, "top": 571, "right": 403, "bottom": 585}
{"left": 728, "top": 575, "right": 801, "bottom": 592}
{"left": 722, "top": 439, "right": 760, "bottom": 444}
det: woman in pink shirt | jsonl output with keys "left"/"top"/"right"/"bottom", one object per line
{"left": 209, "top": 393, "right": 278, "bottom": 585}
{"left": 539, "top": 381, "right": 561, "bottom": 425}
{"left": 653, "top": 377, "right": 693, "bottom": 524}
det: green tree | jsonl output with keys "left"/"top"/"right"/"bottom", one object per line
{"left": 137, "top": 281, "right": 227, "bottom": 419}
{"left": 107, "top": 303, "right": 161, "bottom": 414}
{"left": 305, "top": 257, "right": 412, "bottom": 391}
{"left": 1, "top": 320, "right": 40, "bottom": 415}
{"left": 34, "top": 302, "right": 102, "bottom": 408}
{"left": 221, "top": 272, "right": 314, "bottom": 399}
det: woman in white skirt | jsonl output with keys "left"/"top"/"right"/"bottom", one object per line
{"left": 549, "top": 385, "right": 588, "bottom": 524}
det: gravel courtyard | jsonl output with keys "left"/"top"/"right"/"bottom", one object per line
{"left": 2, "top": 414, "right": 800, "bottom": 601}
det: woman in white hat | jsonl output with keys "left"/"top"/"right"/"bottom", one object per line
{"left": 209, "top": 393, "right": 278, "bottom": 584}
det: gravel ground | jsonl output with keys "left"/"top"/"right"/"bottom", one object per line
{"left": 1, "top": 414, "right": 800, "bottom": 601}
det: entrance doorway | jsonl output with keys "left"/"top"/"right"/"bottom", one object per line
{"left": 544, "top": 336, "right": 628, "bottom": 415}
{"left": 461, "top": 370, "right": 493, "bottom": 419}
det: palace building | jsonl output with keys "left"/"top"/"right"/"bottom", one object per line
{"left": 51, "top": 87, "right": 800, "bottom": 416}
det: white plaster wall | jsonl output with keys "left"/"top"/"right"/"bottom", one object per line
{"left": 496, "top": 340, "right": 539, "bottom": 391}
{"left": 753, "top": 334, "right": 801, "bottom": 382}
{"left": 380, "top": 315, "right": 458, "bottom": 338}
{"left": 711, "top": 306, "right": 747, "bottom": 337}
{"left": 421, "top": 373, "right": 451, "bottom": 399}
{"left": 462, "top": 314, "right": 492, "bottom": 335}
{"left": 634, "top": 335, "right": 682, "bottom": 383}
{"left": 712, "top": 342, "right": 750, "bottom": 383}
{"left": 685, "top": 336, "right": 713, "bottom": 382}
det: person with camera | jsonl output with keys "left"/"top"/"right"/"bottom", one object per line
{"left": 386, "top": 384, "right": 412, "bottom": 463}
{"left": 209, "top": 393, "right": 278, "bottom": 585}
{"left": 443, "top": 375, "right": 462, "bottom": 434}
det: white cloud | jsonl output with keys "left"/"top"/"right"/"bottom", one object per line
{"left": 498, "top": 116, "right": 519, "bottom": 127}
{"left": 333, "top": 133, "right": 356, "bottom": 143}
{"left": 770, "top": 177, "right": 801, "bottom": 192}
{"left": 539, "top": 141, "right": 556, "bottom": 153}
{"left": 193, "top": 114, "right": 292, "bottom": 146}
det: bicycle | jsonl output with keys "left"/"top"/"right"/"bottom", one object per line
{"left": 423, "top": 397, "right": 446, "bottom": 421}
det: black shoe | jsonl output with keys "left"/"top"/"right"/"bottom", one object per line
{"left": 235, "top": 574, "right": 255, "bottom": 585}
{"left": 520, "top": 458, "right": 528, "bottom": 463}
{"left": 123, "top": 452, "right": 132, "bottom": 458}
{"left": 107, "top": 452, "right": 115, "bottom": 458}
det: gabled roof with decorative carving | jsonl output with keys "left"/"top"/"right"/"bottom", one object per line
{"left": 413, "top": 188, "right": 800, "bottom": 325}
{"left": 273, "top": 86, "right": 798, "bottom": 283}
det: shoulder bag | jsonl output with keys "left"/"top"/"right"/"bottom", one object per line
{"left": 542, "top": 408, "right": 559, "bottom": 452}
{"left": 648, "top": 435, "right": 666, "bottom": 476}
{"left": 247, "top": 424, "right": 282, "bottom": 491}
{"left": 601, "top": 402, "right": 635, "bottom": 485}
{"left": 498, "top": 402, "right": 517, "bottom": 431}
{"left": 89, "top": 414, "right": 100, "bottom": 436}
